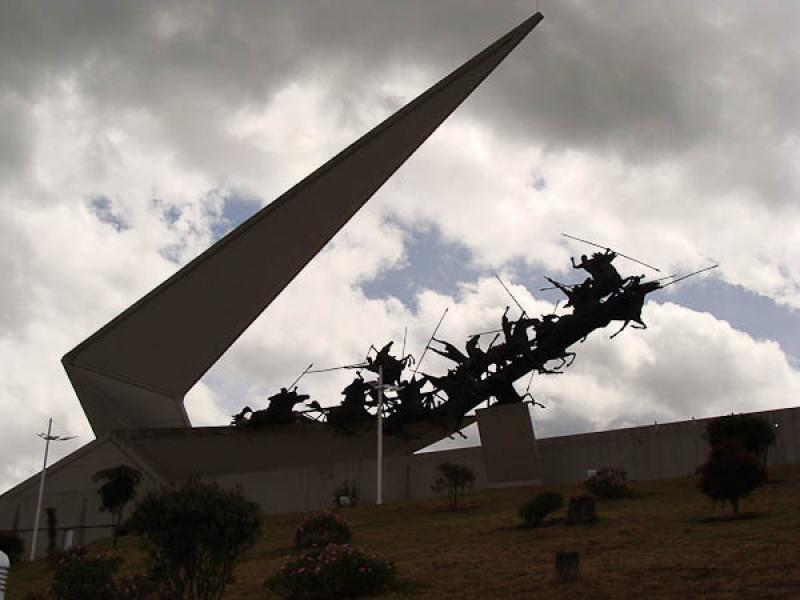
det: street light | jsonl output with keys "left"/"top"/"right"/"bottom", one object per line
{"left": 29, "top": 418, "right": 76, "bottom": 560}
{"left": 375, "top": 367, "right": 385, "bottom": 505}
{"left": 371, "top": 367, "right": 405, "bottom": 506}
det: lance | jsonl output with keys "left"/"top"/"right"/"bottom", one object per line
{"left": 469, "top": 327, "right": 503, "bottom": 337}
{"left": 658, "top": 264, "right": 719, "bottom": 288}
{"left": 539, "top": 283, "right": 576, "bottom": 291}
{"left": 561, "top": 233, "right": 662, "bottom": 272}
{"left": 412, "top": 307, "right": 449, "bottom": 377}
{"left": 307, "top": 362, "right": 367, "bottom": 374}
{"left": 650, "top": 273, "right": 679, "bottom": 283}
{"left": 495, "top": 274, "right": 527, "bottom": 315}
{"left": 525, "top": 369, "right": 535, "bottom": 393}
{"left": 288, "top": 363, "right": 314, "bottom": 390}
{"left": 401, "top": 326, "right": 408, "bottom": 359}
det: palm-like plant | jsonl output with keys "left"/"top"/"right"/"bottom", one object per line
{"left": 92, "top": 465, "right": 143, "bottom": 548}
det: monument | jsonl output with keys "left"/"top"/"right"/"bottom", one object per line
{"left": 61, "top": 12, "right": 546, "bottom": 437}
{"left": 0, "top": 11, "right": 760, "bottom": 561}
{"left": 2, "top": 12, "right": 552, "bottom": 556}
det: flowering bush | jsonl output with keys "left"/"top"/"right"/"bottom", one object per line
{"left": 584, "top": 467, "right": 633, "bottom": 499}
{"left": 48, "top": 547, "right": 154, "bottom": 600}
{"left": 265, "top": 543, "right": 396, "bottom": 599}
{"left": 50, "top": 547, "right": 122, "bottom": 600}
{"left": 114, "top": 574, "right": 156, "bottom": 600}
{"left": 294, "top": 512, "right": 352, "bottom": 550}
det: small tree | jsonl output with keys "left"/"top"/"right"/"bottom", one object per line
{"left": 431, "top": 463, "right": 475, "bottom": 510}
{"left": 704, "top": 414, "right": 776, "bottom": 464}
{"left": 697, "top": 441, "right": 766, "bottom": 516}
{"left": 129, "top": 478, "right": 262, "bottom": 600}
{"left": 92, "top": 465, "right": 142, "bottom": 548}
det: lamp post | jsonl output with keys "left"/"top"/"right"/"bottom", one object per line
{"left": 29, "top": 419, "right": 76, "bottom": 560}
{"left": 376, "top": 366, "right": 384, "bottom": 505}
{"left": 0, "top": 548, "right": 9, "bottom": 600}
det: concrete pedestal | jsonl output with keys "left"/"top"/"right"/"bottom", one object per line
{"left": 476, "top": 402, "right": 542, "bottom": 487}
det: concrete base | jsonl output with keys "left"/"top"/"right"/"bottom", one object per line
{"left": 476, "top": 402, "right": 542, "bottom": 487}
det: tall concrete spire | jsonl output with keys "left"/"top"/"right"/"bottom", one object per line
{"left": 64, "top": 13, "right": 544, "bottom": 435}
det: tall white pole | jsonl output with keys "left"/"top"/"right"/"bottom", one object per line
{"left": 29, "top": 418, "right": 52, "bottom": 561}
{"left": 376, "top": 366, "right": 383, "bottom": 505}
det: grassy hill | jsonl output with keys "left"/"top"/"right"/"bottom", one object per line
{"left": 8, "top": 463, "right": 800, "bottom": 599}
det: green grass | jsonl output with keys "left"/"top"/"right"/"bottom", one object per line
{"left": 8, "top": 464, "right": 800, "bottom": 599}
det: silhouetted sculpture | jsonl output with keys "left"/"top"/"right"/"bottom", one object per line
{"left": 572, "top": 249, "right": 623, "bottom": 297}
{"left": 429, "top": 338, "right": 468, "bottom": 365}
{"left": 231, "top": 386, "right": 310, "bottom": 428}
{"left": 264, "top": 387, "right": 310, "bottom": 424}
{"left": 430, "top": 335, "right": 490, "bottom": 378}
{"left": 231, "top": 251, "right": 670, "bottom": 438}
{"left": 326, "top": 372, "right": 374, "bottom": 435}
{"left": 384, "top": 375, "right": 435, "bottom": 438}
{"left": 545, "top": 277, "right": 597, "bottom": 313}
{"left": 607, "top": 276, "right": 661, "bottom": 338}
{"left": 231, "top": 406, "right": 253, "bottom": 427}
{"left": 427, "top": 368, "right": 483, "bottom": 433}
{"left": 364, "top": 341, "right": 414, "bottom": 386}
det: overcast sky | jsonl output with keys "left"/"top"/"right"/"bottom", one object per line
{"left": 2, "top": 1, "right": 799, "bottom": 493}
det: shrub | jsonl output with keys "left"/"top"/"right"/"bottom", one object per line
{"left": 697, "top": 440, "right": 766, "bottom": 516}
{"left": 294, "top": 512, "right": 352, "bottom": 550}
{"left": 0, "top": 530, "right": 24, "bottom": 563}
{"left": 265, "top": 543, "right": 396, "bottom": 600}
{"left": 114, "top": 574, "right": 156, "bottom": 600}
{"left": 584, "top": 467, "right": 633, "bottom": 499}
{"left": 431, "top": 462, "right": 475, "bottom": 510}
{"left": 50, "top": 547, "right": 122, "bottom": 600}
{"left": 518, "top": 491, "right": 564, "bottom": 526}
{"left": 705, "top": 414, "right": 777, "bottom": 464}
{"left": 129, "top": 478, "right": 262, "bottom": 600}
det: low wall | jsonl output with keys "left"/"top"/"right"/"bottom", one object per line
{"left": 537, "top": 407, "right": 799, "bottom": 484}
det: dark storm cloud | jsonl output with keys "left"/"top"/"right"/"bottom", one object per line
{"left": 2, "top": 0, "right": 795, "bottom": 215}
{"left": 2, "top": 1, "right": 797, "bottom": 199}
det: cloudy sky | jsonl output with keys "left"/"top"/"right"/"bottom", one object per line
{"left": 2, "top": 1, "right": 799, "bottom": 493}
